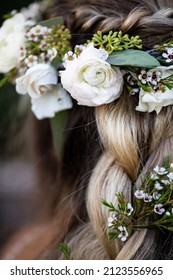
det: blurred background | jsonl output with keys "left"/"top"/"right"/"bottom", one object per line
{"left": 0, "top": 0, "right": 44, "bottom": 251}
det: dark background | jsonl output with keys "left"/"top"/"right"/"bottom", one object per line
{"left": 0, "top": 0, "right": 43, "bottom": 251}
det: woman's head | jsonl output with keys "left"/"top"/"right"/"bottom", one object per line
{"left": 1, "top": 0, "right": 173, "bottom": 260}
{"left": 48, "top": 0, "right": 173, "bottom": 260}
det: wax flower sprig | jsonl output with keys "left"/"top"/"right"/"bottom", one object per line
{"left": 149, "top": 39, "right": 173, "bottom": 65}
{"left": 125, "top": 67, "right": 173, "bottom": 113}
{"left": 6, "top": 22, "right": 71, "bottom": 84}
{"left": 102, "top": 159, "right": 173, "bottom": 242}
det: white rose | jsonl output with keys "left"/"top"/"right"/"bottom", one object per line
{"left": 0, "top": 13, "right": 26, "bottom": 73}
{"left": 60, "top": 43, "right": 123, "bottom": 106}
{"left": 31, "top": 85, "right": 73, "bottom": 120}
{"left": 16, "top": 63, "right": 73, "bottom": 119}
{"left": 136, "top": 66, "right": 173, "bottom": 114}
{"left": 15, "top": 63, "right": 58, "bottom": 98}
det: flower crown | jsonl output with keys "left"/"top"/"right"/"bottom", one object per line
{"left": 1, "top": 1, "right": 173, "bottom": 121}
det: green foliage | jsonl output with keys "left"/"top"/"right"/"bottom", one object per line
{"left": 90, "top": 31, "right": 142, "bottom": 54}
{"left": 50, "top": 110, "right": 69, "bottom": 160}
{"left": 0, "top": 75, "right": 10, "bottom": 88}
{"left": 101, "top": 199, "right": 116, "bottom": 212}
{"left": 107, "top": 49, "right": 160, "bottom": 68}
{"left": 60, "top": 243, "right": 73, "bottom": 260}
{"left": 102, "top": 158, "right": 173, "bottom": 242}
{"left": 38, "top": 16, "right": 63, "bottom": 27}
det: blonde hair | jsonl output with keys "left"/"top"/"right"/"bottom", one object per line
{"left": 2, "top": 0, "right": 173, "bottom": 260}
{"left": 54, "top": 0, "right": 173, "bottom": 260}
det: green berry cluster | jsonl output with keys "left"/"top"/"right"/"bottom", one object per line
{"left": 90, "top": 30, "right": 142, "bottom": 54}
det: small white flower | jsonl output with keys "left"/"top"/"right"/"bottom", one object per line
{"left": 154, "top": 165, "right": 168, "bottom": 175}
{"left": 154, "top": 182, "right": 163, "bottom": 190}
{"left": 126, "top": 203, "right": 134, "bottom": 216}
{"left": 127, "top": 74, "right": 136, "bottom": 86}
{"left": 153, "top": 191, "right": 161, "bottom": 200}
{"left": 40, "top": 52, "right": 50, "bottom": 62}
{"left": 147, "top": 70, "right": 161, "bottom": 86}
{"left": 162, "top": 48, "right": 173, "bottom": 63}
{"left": 24, "top": 55, "right": 38, "bottom": 68}
{"left": 61, "top": 43, "right": 123, "bottom": 107}
{"left": 26, "top": 26, "right": 47, "bottom": 41}
{"left": 30, "top": 25, "right": 45, "bottom": 36}
{"left": 165, "top": 211, "right": 171, "bottom": 216}
{"left": 130, "top": 88, "right": 139, "bottom": 95}
{"left": 75, "top": 44, "right": 87, "bottom": 54}
{"left": 150, "top": 173, "right": 159, "bottom": 180}
{"left": 39, "top": 40, "right": 49, "bottom": 50}
{"left": 41, "top": 27, "right": 51, "bottom": 40}
{"left": 161, "top": 179, "right": 170, "bottom": 185}
{"left": 18, "top": 47, "right": 27, "bottom": 61}
{"left": 107, "top": 214, "right": 117, "bottom": 227}
{"left": 26, "top": 30, "right": 39, "bottom": 42}
{"left": 117, "top": 226, "right": 128, "bottom": 242}
{"left": 171, "top": 208, "right": 173, "bottom": 214}
{"left": 170, "top": 163, "right": 173, "bottom": 168}
{"left": 47, "top": 48, "right": 57, "bottom": 61}
{"left": 167, "top": 172, "right": 173, "bottom": 180}
{"left": 138, "top": 70, "right": 149, "bottom": 84}
{"left": 134, "top": 190, "right": 144, "bottom": 199}
{"left": 107, "top": 217, "right": 114, "bottom": 227}
{"left": 143, "top": 193, "right": 153, "bottom": 203}
{"left": 136, "top": 66, "right": 173, "bottom": 114}
{"left": 154, "top": 204, "right": 165, "bottom": 215}
{"left": 63, "top": 51, "right": 76, "bottom": 67}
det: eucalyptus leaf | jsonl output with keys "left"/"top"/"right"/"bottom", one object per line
{"left": 107, "top": 49, "right": 160, "bottom": 68}
{"left": 38, "top": 16, "right": 63, "bottom": 28}
{"left": 50, "top": 110, "right": 68, "bottom": 160}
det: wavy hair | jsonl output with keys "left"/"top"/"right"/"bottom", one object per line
{"left": 2, "top": 0, "right": 173, "bottom": 260}
{"left": 50, "top": 0, "right": 173, "bottom": 260}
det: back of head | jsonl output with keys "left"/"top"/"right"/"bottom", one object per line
{"left": 2, "top": 0, "right": 173, "bottom": 260}
{"left": 44, "top": 0, "right": 173, "bottom": 260}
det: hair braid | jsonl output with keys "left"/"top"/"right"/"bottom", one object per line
{"left": 55, "top": 0, "right": 173, "bottom": 260}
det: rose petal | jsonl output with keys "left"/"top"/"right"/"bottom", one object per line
{"left": 31, "top": 85, "right": 73, "bottom": 119}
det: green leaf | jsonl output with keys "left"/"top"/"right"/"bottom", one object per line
{"left": 60, "top": 243, "right": 73, "bottom": 260}
{"left": 38, "top": 16, "right": 63, "bottom": 27}
{"left": 108, "top": 232, "right": 119, "bottom": 240}
{"left": 50, "top": 110, "right": 68, "bottom": 160}
{"left": 107, "top": 50, "right": 160, "bottom": 68}
{"left": 0, "top": 75, "right": 9, "bottom": 88}
{"left": 163, "top": 226, "right": 173, "bottom": 232}
{"left": 101, "top": 198, "right": 115, "bottom": 211}
{"left": 162, "top": 156, "right": 171, "bottom": 169}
